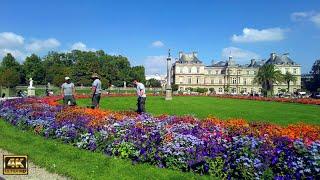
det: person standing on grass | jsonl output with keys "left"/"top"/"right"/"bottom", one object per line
{"left": 91, "top": 73, "right": 102, "bottom": 108}
{"left": 61, "top": 77, "right": 76, "bottom": 106}
{"left": 133, "top": 79, "right": 146, "bottom": 114}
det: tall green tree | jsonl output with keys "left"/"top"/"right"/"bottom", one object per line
{"left": 283, "top": 72, "right": 297, "bottom": 92}
{"left": 310, "top": 59, "right": 320, "bottom": 92}
{"left": 23, "top": 54, "right": 45, "bottom": 84}
{"left": 0, "top": 53, "right": 22, "bottom": 86}
{"left": 254, "top": 64, "right": 283, "bottom": 97}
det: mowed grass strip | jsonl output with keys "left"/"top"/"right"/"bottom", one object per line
{"left": 0, "top": 119, "right": 209, "bottom": 180}
{"left": 76, "top": 96, "right": 320, "bottom": 125}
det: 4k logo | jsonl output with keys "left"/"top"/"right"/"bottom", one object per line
{"left": 3, "top": 155, "right": 28, "bottom": 175}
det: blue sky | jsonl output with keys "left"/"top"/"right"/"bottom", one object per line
{"left": 1, "top": 0, "right": 320, "bottom": 74}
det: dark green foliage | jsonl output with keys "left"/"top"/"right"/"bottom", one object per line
{"left": 0, "top": 50, "right": 145, "bottom": 88}
{"left": 172, "top": 84, "right": 179, "bottom": 91}
{"left": 146, "top": 78, "right": 161, "bottom": 88}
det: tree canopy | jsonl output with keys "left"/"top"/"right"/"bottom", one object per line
{"left": 0, "top": 50, "right": 145, "bottom": 88}
{"left": 254, "top": 64, "right": 283, "bottom": 96}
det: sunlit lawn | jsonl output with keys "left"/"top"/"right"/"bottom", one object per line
{"left": 76, "top": 96, "right": 320, "bottom": 125}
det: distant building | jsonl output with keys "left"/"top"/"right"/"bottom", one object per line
{"left": 172, "top": 51, "right": 301, "bottom": 94}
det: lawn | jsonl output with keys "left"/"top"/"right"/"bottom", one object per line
{"left": 0, "top": 119, "right": 209, "bottom": 180}
{"left": 76, "top": 96, "right": 320, "bottom": 125}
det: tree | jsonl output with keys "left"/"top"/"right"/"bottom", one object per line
{"left": 0, "top": 68, "right": 20, "bottom": 88}
{"left": 171, "top": 84, "right": 179, "bottom": 91}
{"left": 146, "top": 78, "right": 161, "bottom": 87}
{"left": 310, "top": 59, "right": 320, "bottom": 92}
{"left": 0, "top": 53, "right": 22, "bottom": 86}
{"left": 254, "top": 64, "right": 283, "bottom": 97}
{"left": 23, "top": 54, "right": 45, "bottom": 84}
{"left": 283, "top": 72, "right": 297, "bottom": 93}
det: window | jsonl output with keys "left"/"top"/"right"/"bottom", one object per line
{"left": 219, "top": 79, "right": 222, "bottom": 84}
{"left": 218, "top": 88, "right": 223, "bottom": 92}
{"left": 232, "top": 77, "right": 237, "bottom": 84}
{"left": 196, "top": 77, "right": 200, "bottom": 84}
{"left": 285, "top": 68, "right": 289, "bottom": 73}
{"left": 208, "top": 70, "right": 211, "bottom": 74}
{"left": 293, "top": 68, "right": 297, "bottom": 74}
{"left": 189, "top": 68, "right": 191, "bottom": 73}
{"left": 247, "top": 70, "right": 249, "bottom": 75}
{"left": 243, "top": 88, "right": 247, "bottom": 93}
{"left": 216, "top": 70, "right": 219, "bottom": 74}
{"left": 188, "top": 77, "right": 191, "bottom": 84}
{"left": 211, "top": 79, "right": 214, "bottom": 84}
{"left": 180, "top": 68, "right": 183, "bottom": 73}
{"left": 197, "top": 67, "right": 200, "bottom": 73}
{"left": 244, "top": 78, "right": 247, "bottom": 85}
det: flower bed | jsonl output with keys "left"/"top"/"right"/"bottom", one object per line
{"left": 210, "top": 95, "right": 320, "bottom": 105}
{"left": 0, "top": 97, "right": 319, "bottom": 179}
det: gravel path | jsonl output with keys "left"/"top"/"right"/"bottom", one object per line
{"left": 0, "top": 149, "right": 68, "bottom": 180}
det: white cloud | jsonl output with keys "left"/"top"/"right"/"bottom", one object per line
{"left": 291, "top": 11, "right": 320, "bottom": 27}
{"left": 151, "top": 40, "right": 164, "bottom": 48}
{"left": 0, "top": 32, "right": 24, "bottom": 48}
{"left": 144, "top": 55, "right": 167, "bottom": 75}
{"left": 222, "top": 47, "right": 260, "bottom": 63}
{"left": 291, "top": 12, "right": 310, "bottom": 21}
{"left": 310, "top": 14, "right": 320, "bottom": 27}
{"left": 71, "top": 42, "right": 95, "bottom": 51}
{"left": 231, "top": 28, "right": 287, "bottom": 43}
{"left": 26, "top": 38, "right": 60, "bottom": 52}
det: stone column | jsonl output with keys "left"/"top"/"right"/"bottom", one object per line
{"left": 165, "top": 50, "right": 172, "bottom": 100}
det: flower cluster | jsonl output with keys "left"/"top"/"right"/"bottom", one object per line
{"left": 211, "top": 95, "right": 320, "bottom": 105}
{"left": 0, "top": 97, "right": 319, "bottom": 179}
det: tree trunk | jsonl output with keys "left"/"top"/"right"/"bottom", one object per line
{"left": 287, "top": 81, "right": 290, "bottom": 93}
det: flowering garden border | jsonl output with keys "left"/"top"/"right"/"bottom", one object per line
{"left": 0, "top": 96, "right": 319, "bottom": 179}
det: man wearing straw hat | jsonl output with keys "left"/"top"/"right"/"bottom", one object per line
{"left": 61, "top": 76, "right": 76, "bottom": 106}
{"left": 91, "top": 73, "right": 102, "bottom": 108}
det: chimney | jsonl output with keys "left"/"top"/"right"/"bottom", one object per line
{"left": 270, "top": 53, "right": 276, "bottom": 60}
{"left": 192, "top": 51, "right": 198, "bottom": 57}
{"left": 250, "top": 59, "right": 256, "bottom": 65}
{"left": 179, "top": 51, "right": 183, "bottom": 59}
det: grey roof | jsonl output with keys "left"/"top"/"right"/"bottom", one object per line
{"left": 209, "top": 61, "right": 226, "bottom": 67}
{"left": 178, "top": 54, "right": 202, "bottom": 64}
{"left": 248, "top": 60, "right": 266, "bottom": 67}
{"left": 265, "top": 54, "right": 297, "bottom": 65}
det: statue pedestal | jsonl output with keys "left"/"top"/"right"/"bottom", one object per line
{"left": 165, "top": 89, "right": 172, "bottom": 100}
{"left": 27, "top": 87, "right": 35, "bottom": 97}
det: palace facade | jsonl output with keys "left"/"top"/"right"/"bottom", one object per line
{"left": 172, "top": 51, "right": 301, "bottom": 94}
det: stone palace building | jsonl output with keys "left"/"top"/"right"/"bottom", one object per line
{"left": 172, "top": 51, "right": 301, "bottom": 94}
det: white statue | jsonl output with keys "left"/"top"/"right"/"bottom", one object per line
{"left": 124, "top": 81, "right": 126, "bottom": 88}
{"left": 29, "top": 78, "right": 33, "bottom": 88}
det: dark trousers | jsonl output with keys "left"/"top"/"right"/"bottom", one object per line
{"left": 92, "top": 93, "right": 101, "bottom": 108}
{"left": 137, "top": 97, "right": 146, "bottom": 114}
{"left": 63, "top": 95, "right": 76, "bottom": 106}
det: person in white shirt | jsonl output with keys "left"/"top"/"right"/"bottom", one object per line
{"left": 61, "top": 77, "right": 76, "bottom": 106}
{"left": 91, "top": 73, "right": 102, "bottom": 108}
{"left": 133, "top": 79, "right": 146, "bottom": 114}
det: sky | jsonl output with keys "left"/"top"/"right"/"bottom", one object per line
{"left": 0, "top": 0, "right": 320, "bottom": 75}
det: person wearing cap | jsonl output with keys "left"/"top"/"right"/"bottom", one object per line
{"left": 61, "top": 77, "right": 76, "bottom": 106}
{"left": 91, "top": 73, "right": 102, "bottom": 108}
{"left": 133, "top": 79, "right": 146, "bottom": 114}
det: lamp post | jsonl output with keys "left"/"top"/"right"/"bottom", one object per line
{"left": 165, "top": 49, "right": 172, "bottom": 100}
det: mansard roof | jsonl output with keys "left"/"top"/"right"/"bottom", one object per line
{"left": 265, "top": 53, "right": 298, "bottom": 65}
{"left": 177, "top": 52, "right": 202, "bottom": 64}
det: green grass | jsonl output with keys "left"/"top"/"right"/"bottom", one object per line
{"left": 0, "top": 119, "right": 209, "bottom": 180}
{"left": 76, "top": 96, "right": 320, "bottom": 125}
